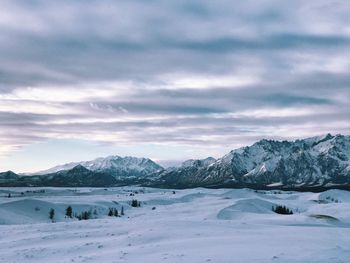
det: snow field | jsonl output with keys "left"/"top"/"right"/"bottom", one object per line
{"left": 0, "top": 187, "right": 350, "bottom": 263}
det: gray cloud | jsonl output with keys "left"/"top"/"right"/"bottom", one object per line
{"left": 0, "top": 0, "right": 350, "bottom": 158}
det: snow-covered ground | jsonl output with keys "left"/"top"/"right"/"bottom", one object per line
{"left": 0, "top": 187, "right": 350, "bottom": 263}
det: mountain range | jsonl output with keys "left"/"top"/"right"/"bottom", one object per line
{"left": 0, "top": 156, "right": 163, "bottom": 187}
{"left": 1, "top": 134, "right": 350, "bottom": 190}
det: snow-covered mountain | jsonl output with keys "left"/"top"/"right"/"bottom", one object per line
{"left": 0, "top": 156, "right": 164, "bottom": 187}
{"left": 152, "top": 157, "right": 216, "bottom": 187}
{"left": 0, "top": 171, "right": 19, "bottom": 182}
{"left": 181, "top": 157, "right": 216, "bottom": 168}
{"left": 1, "top": 134, "right": 350, "bottom": 189}
{"left": 33, "top": 155, "right": 163, "bottom": 178}
{"left": 153, "top": 134, "right": 350, "bottom": 188}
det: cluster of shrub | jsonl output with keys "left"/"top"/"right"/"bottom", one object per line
{"left": 6, "top": 190, "right": 45, "bottom": 198}
{"left": 254, "top": 190, "right": 292, "bottom": 195}
{"left": 131, "top": 199, "right": 141, "bottom": 207}
{"left": 325, "top": 196, "right": 340, "bottom": 203}
{"left": 272, "top": 205, "right": 293, "bottom": 215}
{"left": 48, "top": 204, "right": 129, "bottom": 222}
{"left": 75, "top": 209, "right": 95, "bottom": 220}
{"left": 107, "top": 207, "right": 124, "bottom": 217}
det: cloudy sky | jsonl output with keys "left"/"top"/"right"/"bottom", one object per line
{"left": 1, "top": 0, "right": 350, "bottom": 172}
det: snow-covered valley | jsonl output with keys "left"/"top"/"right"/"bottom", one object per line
{"left": 0, "top": 187, "right": 350, "bottom": 263}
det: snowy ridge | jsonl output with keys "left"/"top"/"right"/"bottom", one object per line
{"left": 154, "top": 134, "right": 350, "bottom": 188}
{"left": 208, "top": 134, "right": 350, "bottom": 186}
{"left": 1, "top": 134, "right": 350, "bottom": 188}
{"left": 181, "top": 157, "right": 216, "bottom": 168}
{"left": 32, "top": 155, "right": 163, "bottom": 176}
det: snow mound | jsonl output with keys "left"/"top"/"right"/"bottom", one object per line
{"left": 0, "top": 199, "right": 65, "bottom": 224}
{"left": 319, "top": 189, "right": 350, "bottom": 203}
{"left": 146, "top": 192, "right": 207, "bottom": 206}
{"left": 220, "top": 189, "right": 256, "bottom": 199}
{"left": 217, "top": 198, "right": 275, "bottom": 220}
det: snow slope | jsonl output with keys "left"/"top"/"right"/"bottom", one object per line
{"left": 32, "top": 155, "right": 163, "bottom": 176}
{"left": 0, "top": 187, "right": 350, "bottom": 263}
{"left": 155, "top": 134, "right": 350, "bottom": 187}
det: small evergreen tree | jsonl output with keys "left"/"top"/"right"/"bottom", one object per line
{"left": 108, "top": 208, "right": 114, "bottom": 216}
{"left": 76, "top": 213, "right": 82, "bottom": 220}
{"left": 8, "top": 193, "right": 11, "bottom": 198}
{"left": 77, "top": 210, "right": 91, "bottom": 220}
{"left": 82, "top": 210, "right": 91, "bottom": 220}
{"left": 121, "top": 206, "right": 124, "bottom": 216}
{"left": 65, "top": 206, "right": 73, "bottom": 218}
{"left": 114, "top": 208, "right": 119, "bottom": 217}
{"left": 49, "top": 208, "right": 55, "bottom": 222}
{"left": 131, "top": 199, "right": 140, "bottom": 207}
{"left": 272, "top": 205, "right": 293, "bottom": 215}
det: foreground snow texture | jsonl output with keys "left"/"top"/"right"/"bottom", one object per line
{"left": 0, "top": 188, "right": 350, "bottom": 263}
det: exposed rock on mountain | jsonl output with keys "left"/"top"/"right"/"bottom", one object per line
{"left": 152, "top": 134, "right": 350, "bottom": 188}
{"left": 1, "top": 134, "right": 350, "bottom": 190}
{"left": 1, "top": 156, "right": 163, "bottom": 187}
{"left": 0, "top": 171, "right": 19, "bottom": 182}
{"left": 33, "top": 156, "right": 163, "bottom": 178}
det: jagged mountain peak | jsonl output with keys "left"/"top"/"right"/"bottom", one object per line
{"left": 1, "top": 170, "right": 18, "bottom": 176}
{"left": 1, "top": 134, "right": 349, "bottom": 188}
{"left": 0, "top": 170, "right": 19, "bottom": 180}
{"left": 181, "top": 157, "right": 216, "bottom": 168}
{"left": 153, "top": 134, "right": 350, "bottom": 188}
{"left": 68, "top": 164, "right": 90, "bottom": 173}
{"left": 32, "top": 155, "right": 163, "bottom": 176}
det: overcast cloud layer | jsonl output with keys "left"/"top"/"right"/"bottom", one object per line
{"left": 1, "top": 0, "right": 350, "bottom": 171}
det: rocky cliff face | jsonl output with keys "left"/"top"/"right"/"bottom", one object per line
{"left": 154, "top": 134, "right": 350, "bottom": 188}
{"left": 153, "top": 157, "right": 216, "bottom": 187}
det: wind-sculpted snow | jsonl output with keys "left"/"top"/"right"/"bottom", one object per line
{"left": 145, "top": 192, "right": 209, "bottom": 206}
{"left": 217, "top": 198, "right": 277, "bottom": 220}
{"left": 0, "top": 187, "right": 350, "bottom": 262}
